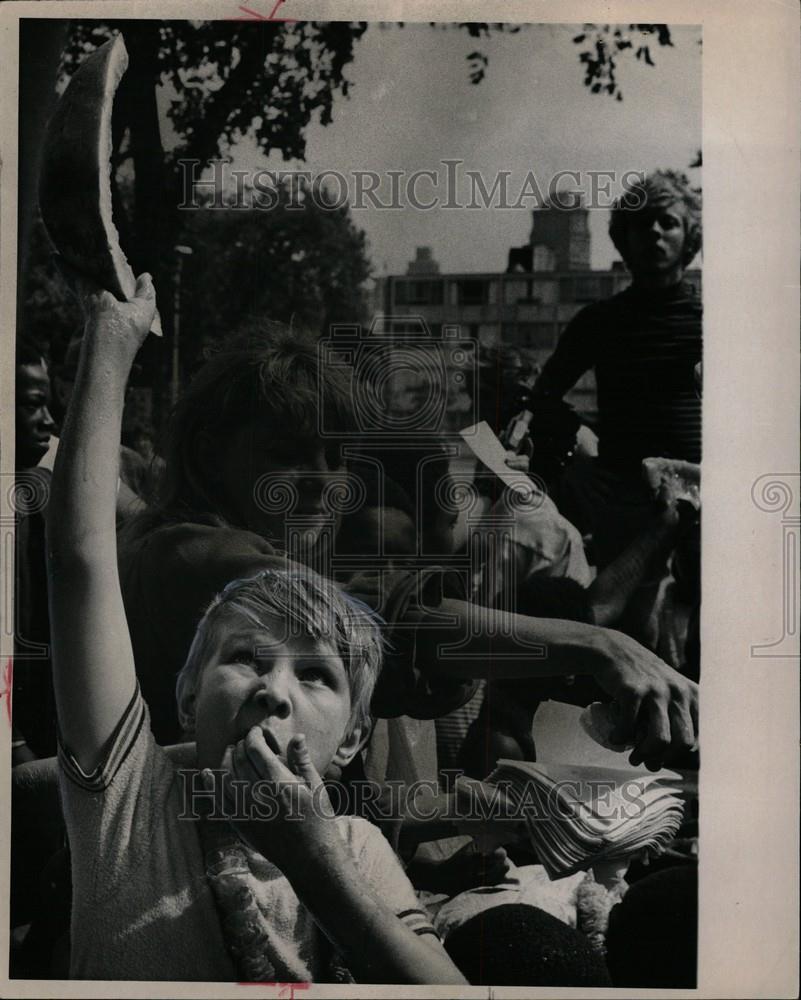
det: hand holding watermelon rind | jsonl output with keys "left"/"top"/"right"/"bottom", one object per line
{"left": 84, "top": 273, "right": 156, "bottom": 370}
{"left": 39, "top": 32, "right": 162, "bottom": 336}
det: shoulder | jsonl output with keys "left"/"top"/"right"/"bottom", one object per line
{"left": 493, "top": 490, "right": 580, "bottom": 558}
{"left": 118, "top": 520, "right": 284, "bottom": 617}
{"left": 337, "top": 814, "right": 381, "bottom": 850}
{"left": 119, "top": 444, "right": 146, "bottom": 472}
{"left": 337, "top": 816, "right": 399, "bottom": 868}
{"left": 556, "top": 298, "right": 616, "bottom": 348}
{"left": 123, "top": 520, "right": 278, "bottom": 571}
{"left": 338, "top": 816, "right": 415, "bottom": 894}
{"left": 560, "top": 301, "right": 600, "bottom": 332}
{"left": 58, "top": 686, "right": 165, "bottom": 794}
{"left": 595, "top": 285, "right": 636, "bottom": 316}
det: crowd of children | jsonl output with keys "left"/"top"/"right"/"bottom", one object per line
{"left": 11, "top": 170, "right": 701, "bottom": 986}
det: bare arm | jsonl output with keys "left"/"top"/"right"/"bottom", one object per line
{"left": 221, "top": 731, "right": 467, "bottom": 984}
{"left": 417, "top": 600, "right": 698, "bottom": 770}
{"left": 290, "top": 832, "right": 465, "bottom": 983}
{"left": 47, "top": 278, "right": 155, "bottom": 773}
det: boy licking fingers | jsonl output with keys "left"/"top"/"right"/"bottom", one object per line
{"left": 48, "top": 275, "right": 465, "bottom": 984}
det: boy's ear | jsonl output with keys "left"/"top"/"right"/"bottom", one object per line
{"left": 175, "top": 680, "right": 197, "bottom": 737}
{"left": 332, "top": 726, "right": 366, "bottom": 769}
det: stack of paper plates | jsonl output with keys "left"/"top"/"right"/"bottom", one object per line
{"left": 486, "top": 760, "right": 685, "bottom": 879}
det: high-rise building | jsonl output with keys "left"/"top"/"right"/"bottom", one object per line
{"left": 529, "top": 196, "right": 591, "bottom": 271}
{"left": 372, "top": 221, "right": 701, "bottom": 421}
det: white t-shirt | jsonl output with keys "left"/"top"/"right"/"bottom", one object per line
{"left": 59, "top": 689, "right": 438, "bottom": 981}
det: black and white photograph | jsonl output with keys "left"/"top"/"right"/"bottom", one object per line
{"left": 1, "top": 1, "right": 797, "bottom": 996}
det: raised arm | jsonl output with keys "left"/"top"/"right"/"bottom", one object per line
{"left": 47, "top": 276, "right": 155, "bottom": 773}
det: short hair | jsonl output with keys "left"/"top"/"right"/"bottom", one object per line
{"left": 16, "top": 336, "right": 47, "bottom": 369}
{"left": 444, "top": 904, "right": 612, "bottom": 986}
{"left": 176, "top": 569, "right": 383, "bottom": 742}
{"left": 156, "top": 321, "right": 355, "bottom": 523}
{"left": 609, "top": 169, "right": 702, "bottom": 268}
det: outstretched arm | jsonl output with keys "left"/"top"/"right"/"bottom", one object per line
{"left": 417, "top": 600, "right": 698, "bottom": 770}
{"left": 47, "top": 277, "right": 155, "bottom": 774}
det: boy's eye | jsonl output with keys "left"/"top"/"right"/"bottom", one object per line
{"left": 299, "top": 665, "right": 333, "bottom": 686}
{"left": 230, "top": 648, "right": 257, "bottom": 666}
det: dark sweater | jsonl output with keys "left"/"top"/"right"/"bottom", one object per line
{"left": 536, "top": 280, "right": 702, "bottom": 465}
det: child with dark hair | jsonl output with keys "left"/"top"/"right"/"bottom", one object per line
{"left": 46, "top": 273, "right": 466, "bottom": 983}
{"left": 15, "top": 337, "right": 56, "bottom": 470}
{"left": 13, "top": 338, "right": 57, "bottom": 764}
{"left": 118, "top": 322, "right": 354, "bottom": 743}
{"left": 444, "top": 904, "right": 611, "bottom": 986}
{"left": 112, "top": 301, "right": 697, "bottom": 765}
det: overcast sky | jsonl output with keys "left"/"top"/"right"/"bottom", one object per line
{"left": 224, "top": 23, "right": 702, "bottom": 276}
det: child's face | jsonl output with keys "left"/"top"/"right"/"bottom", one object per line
{"left": 192, "top": 611, "right": 360, "bottom": 775}
{"left": 216, "top": 421, "right": 345, "bottom": 549}
{"left": 625, "top": 201, "right": 688, "bottom": 278}
{"left": 15, "top": 362, "right": 56, "bottom": 469}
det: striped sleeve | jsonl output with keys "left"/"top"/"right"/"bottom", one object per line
{"left": 57, "top": 683, "right": 146, "bottom": 792}
{"left": 396, "top": 907, "right": 440, "bottom": 940}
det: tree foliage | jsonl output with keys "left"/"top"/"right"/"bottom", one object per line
{"left": 24, "top": 18, "right": 686, "bottom": 381}
{"left": 19, "top": 218, "right": 82, "bottom": 357}
{"left": 421, "top": 21, "right": 674, "bottom": 93}
{"left": 57, "top": 20, "right": 369, "bottom": 282}
{"left": 177, "top": 177, "right": 371, "bottom": 372}
{"left": 63, "top": 20, "right": 367, "bottom": 164}
{"left": 571, "top": 24, "right": 674, "bottom": 101}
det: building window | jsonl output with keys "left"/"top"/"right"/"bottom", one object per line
{"left": 457, "top": 279, "right": 488, "bottom": 306}
{"left": 504, "top": 278, "right": 527, "bottom": 305}
{"left": 560, "top": 276, "right": 613, "bottom": 303}
{"left": 532, "top": 245, "right": 555, "bottom": 271}
{"left": 393, "top": 279, "right": 444, "bottom": 306}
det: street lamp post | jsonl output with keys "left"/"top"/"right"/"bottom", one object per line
{"left": 171, "top": 244, "right": 194, "bottom": 407}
